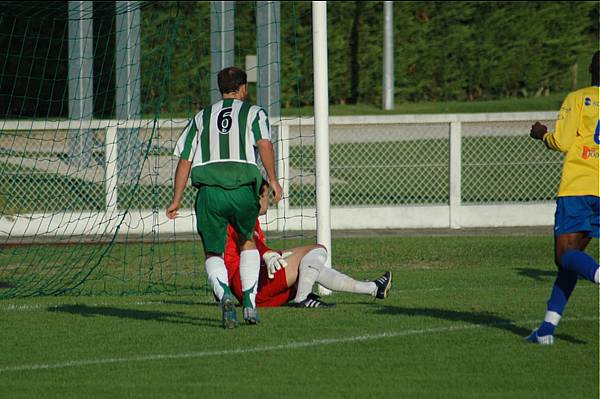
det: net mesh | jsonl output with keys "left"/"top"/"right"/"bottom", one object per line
{"left": 0, "top": 1, "right": 315, "bottom": 298}
{"left": 0, "top": 2, "right": 567, "bottom": 299}
{"left": 283, "top": 118, "right": 562, "bottom": 209}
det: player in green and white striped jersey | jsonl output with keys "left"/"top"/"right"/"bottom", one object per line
{"left": 166, "top": 67, "right": 282, "bottom": 328}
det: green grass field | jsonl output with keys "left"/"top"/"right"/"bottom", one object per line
{"left": 281, "top": 92, "right": 567, "bottom": 117}
{"left": 146, "top": 91, "right": 568, "bottom": 119}
{"left": 0, "top": 234, "right": 597, "bottom": 398}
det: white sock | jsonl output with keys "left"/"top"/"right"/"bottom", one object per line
{"left": 293, "top": 247, "right": 377, "bottom": 302}
{"left": 318, "top": 267, "right": 376, "bottom": 296}
{"left": 239, "top": 249, "right": 260, "bottom": 308}
{"left": 594, "top": 267, "right": 600, "bottom": 284}
{"left": 544, "top": 310, "right": 561, "bottom": 327}
{"left": 205, "top": 256, "right": 229, "bottom": 301}
{"left": 294, "top": 249, "right": 322, "bottom": 303}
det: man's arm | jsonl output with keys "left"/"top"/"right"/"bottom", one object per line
{"left": 166, "top": 159, "right": 192, "bottom": 219}
{"left": 531, "top": 92, "right": 579, "bottom": 152}
{"left": 257, "top": 139, "right": 282, "bottom": 202}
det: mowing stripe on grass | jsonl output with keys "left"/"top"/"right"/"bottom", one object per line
{"left": 5, "top": 284, "right": 598, "bottom": 312}
{"left": 0, "top": 289, "right": 443, "bottom": 312}
{"left": 0, "top": 316, "right": 596, "bottom": 373}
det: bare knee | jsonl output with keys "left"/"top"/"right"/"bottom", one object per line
{"left": 303, "top": 245, "right": 328, "bottom": 265}
{"left": 554, "top": 233, "right": 590, "bottom": 269}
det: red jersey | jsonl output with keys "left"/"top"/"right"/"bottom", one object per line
{"left": 224, "top": 220, "right": 295, "bottom": 307}
{"left": 224, "top": 220, "right": 273, "bottom": 276}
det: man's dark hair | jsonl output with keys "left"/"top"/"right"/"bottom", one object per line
{"left": 260, "top": 178, "right": 269, "bottom": 195}
{"left": 591, "top": 50, "right": 600, "bottom": 84}
{"left": 218, "top": 67, "right": 247, "bottom": 94}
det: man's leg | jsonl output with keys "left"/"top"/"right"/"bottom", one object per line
{"left": 534, "top": 233, "right": 593, "bottom": 340}
{"left": 552, "top": 196, "right": 600, "bottom": 284}
{"left": 204, "top": 253, "right": 237, "bottom": 329}
{"left": 239, "top": 238, "right": 260, "bottom": 323}
{"left": 205, "top": 253, "right": 233, "bottom": 301}
{"left": 528, "top": 196, "right": 599, "bottom": 343}
{"left": 292, "top": 245, "right": 390, "bottom": 304}
{"left": 251, "top": 245, "right": 320, "bottom": 307}
{"left": 197, "top": 186, "right": 237, "bottom": 329}
{"left": 224, "top": 184, "right": 262, "bottom": 323}
{"left": 557, "top": 245, "right": 599, "bottom": 284}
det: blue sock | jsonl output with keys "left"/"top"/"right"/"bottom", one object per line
{"left": 560, "top": 250, "right": 599, "bottom": 283}
{"left": 538, "top": 269, "right": 578, "bottom": 336}
{"left": 537, "top": 321, "right": 556, "bottom": 337}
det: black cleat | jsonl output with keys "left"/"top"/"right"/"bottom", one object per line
{"left": 374, "top": 271, "right": 392, "bottom": 299}
{"left": 293, "top": 293, "right": 336, "bottom": 308}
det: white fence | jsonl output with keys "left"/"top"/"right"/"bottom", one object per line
{"left": 0, "top": 111, "right": 560, "bottom": 240}
{"left": 276, "top": 111, "right": 562, "bottom": 231}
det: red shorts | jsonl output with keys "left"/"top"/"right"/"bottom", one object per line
{"left": 229, "top": 263, "right": 296, "bottom": 307}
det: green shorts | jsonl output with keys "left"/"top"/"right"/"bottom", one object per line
{"left": 195, "top": 184, "right": 260, "bottom": 254}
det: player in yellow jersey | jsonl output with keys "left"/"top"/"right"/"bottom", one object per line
{"left": 526, "top": 51, "right": 600, "bottom": 345}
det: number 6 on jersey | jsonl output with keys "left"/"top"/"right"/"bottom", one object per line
{"left": 217, "top": 107, "right": 233, "bottom": 134}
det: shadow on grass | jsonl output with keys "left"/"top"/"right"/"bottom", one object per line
{"left": 50, "top": 304, "right": 221, "bottom": 328}
{"left": 0, "top": 281, "right": 15, "bottom": 288}
{"left": 515, "top": 267, "right": 556, "bottom": 282}
{"left": 373, "top": 305, "right": 586, "bottom": 345}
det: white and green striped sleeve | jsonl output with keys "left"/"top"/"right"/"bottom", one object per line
{"left": 250, "top": 107, "right": 271, "bottom": 143}
{"left": 174, "top": 113, "right": 200, "bottom": 161}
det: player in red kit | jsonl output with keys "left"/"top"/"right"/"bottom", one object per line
{"left": 223, "top": 180, "right": 392, "bottom": 308}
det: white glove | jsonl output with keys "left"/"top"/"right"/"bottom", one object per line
{"left": 263, "top": 251, "right": 292, "bottom": 279}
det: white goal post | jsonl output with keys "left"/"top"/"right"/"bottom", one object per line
{"left": 312, "top": 0, "right": 332, "bottom": 294}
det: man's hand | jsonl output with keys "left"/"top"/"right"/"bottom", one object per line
{"left": 256, "top": 140, "right": 282, "bottom": 203}
{"left": 270, "top": 179, "right": 283, "bottom": 203}
{"left": 166, "top": 201, "right": 181, "bottom": 220}
{"left": 530, "top": 122, "right": 547, "bottom": 140}
{"left": 263, "top": 251, "right": 292, "bottom": 279}
{"left": 166, "top": 159, "right": 191, "bottom": 220}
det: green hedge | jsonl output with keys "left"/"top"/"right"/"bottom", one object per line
{"left": 142, "top": 1, "right": 598, "bottom": 115}
{"left": 0, "top": 2, "right": 597, "bottom": 118}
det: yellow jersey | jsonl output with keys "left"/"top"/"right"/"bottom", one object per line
{"left": 543, "top": 86, "right": 600, "bottom": 197}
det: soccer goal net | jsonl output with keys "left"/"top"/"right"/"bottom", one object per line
{"left": 0, "top": 1, "right": 571, "bottom": 299}
{"left": 0, "top": 1, "right": 319, "bottom": 298}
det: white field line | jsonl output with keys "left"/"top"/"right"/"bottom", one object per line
{"left": 0, "top": 316, "right": 596, "bottom": 374}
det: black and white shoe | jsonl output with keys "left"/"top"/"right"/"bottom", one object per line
{"left": 374, "top": 271, "right": 392, "bottom": 299}
{"left": 293, "top": 293, "right": 336, "bottom": 308}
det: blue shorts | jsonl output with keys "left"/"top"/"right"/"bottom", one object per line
{"left": 554, "top": 196, "right": 600, "bottom": 238}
